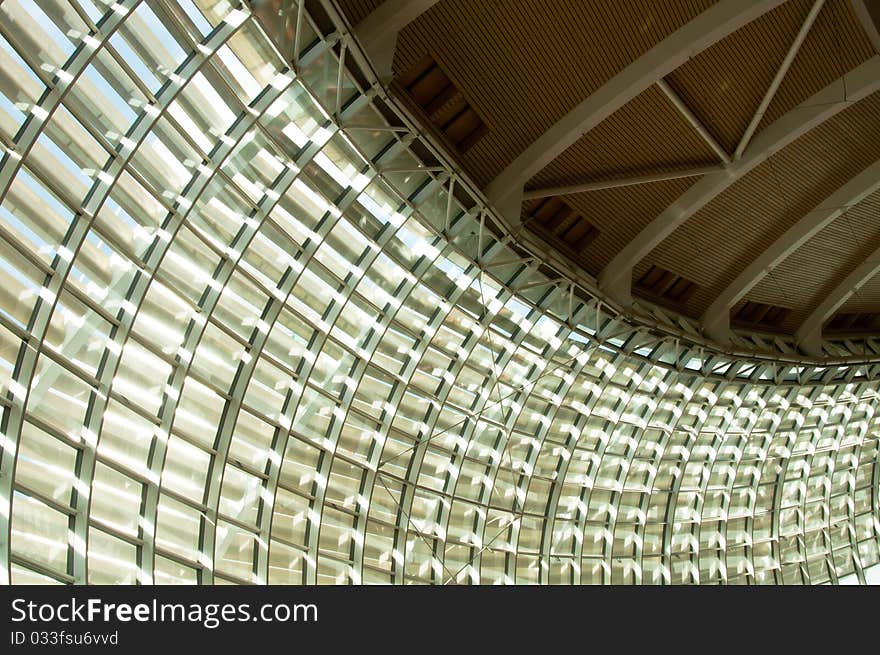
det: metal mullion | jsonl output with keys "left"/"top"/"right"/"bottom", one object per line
{"left": 64, "top": 0, "right": 100, "bottom": 34}
{"left": 0, "top": 22, "right": 57, "bottom": 89}
{"left": 274, "top": 475, "right": 317, "bottom": 503}
{"left": 0, "top": 0, "right": 142, "bottom": 201}
{"left": 96, "top": 40, "right": 160, "bottom": 106}
{"left": 818, "top": 404, "right": 855, "bottom": 585}
{"left": 709, "top": 388, "right": 767, "bottom": 584}
{"left": 135, "top": 77, "right": 306, "bottom": 582}
{"left": 152, "top": 545, "right": 205, "bottom": 572}
{"left": 248, "top": 163, "right": 416, "bottom": 583}
{"left": 143, "top": 0, "right": 208, "bottom": 59}
{"left": 223, "top": 458, "right": 270, "bottom": 484}
{"left": 624, "top": 369, "right": 682, "bottom": 584}
{"left": 157, "top": 485, "right": 210, "bottom": 514}
{"left": 770, "top": 386, "right": 824, "bottom": 583}
{"left": 214, "top": 510, "right": 260, "bottom": 536}
{"left": 659, "top": 381, "right": 719, "bottom": 585}
{"left": 204, "top": 103, "right": 402, "bottom": 584}
{"left": 55, "top": 96, "right": 119, "bottom": 163}
{"left": 93, "top": 451, "right": 156, "bottom": 487}
{"left": 267, "top": 531, "right": 309, "bottom": 554}
{"left": 383, "top": 275, "right": 505, "bottom": 585}
{"left": 88, "top": 518, "right": 144, "bottom": 548}
{"left": 56, "top": 17, "right": 249, "bottom": 584}
{"left": 121, "top": 329, "right": 233, "bottom": 402}
{"left": 453, "top": 287, "right": 571, "bottom": 585}
{"left": 198, "top": 310, "right": 254, "bottom": 353}
{"left": 485, "top": 308, "right": 589, "bottom": 584}
{"left": 568, "top": 352, "right": 659, "bottom": 584}
{"left": 746, "top": 386, "right": 803, "bottom": 584}
{"left": 31, "top": 342, "right": 101, "bottom": 390}
{"left": 599, "top": 392, "right": 663, "bottom": 581}
{"left": 592, "top": 363, "right": 673, "bottom": 585}
{"left": 245, "top": 348, "right": 300, "bottom": 385}
{"left": 440, "top": 288, "right": 576, "bottom": 584}
{"left": 313, "top": 548, "right": 356, "bottom": 568}
{"left": 19, "top": 414, "right": 89, "bottom": 460}
{"left": 0, "top": 231, "right": 57, "bottom": 283}
{"left": 798, "top": 401, "right": 838, "bottom": 584}
{"left": 839, "top": 407, "right": 870, "bottom": 584}
{"left": 9, "top": 553, "right": 75, "bottom": 584}
{"left": 0, "top": 313, "right": 34, "bottom": 345}
{"left": 689, "top": 425, "right": 733, "bottom": 584}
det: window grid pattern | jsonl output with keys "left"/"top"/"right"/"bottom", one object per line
{"left": 0, "top": 0, "right": 879, "bottom": 586}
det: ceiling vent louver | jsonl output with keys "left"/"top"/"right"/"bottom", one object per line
{"left": 527, "top": 197, "right": 600, "bottom": 253}
{"left": 731, "top": 300, "right": 791, "bottom": 330}
{"left": 825, "top": 311, "right": 880, "bottom": 334}
{"left": 395, "top": 54, "right": 489, "bottom": 154}
{"left": 636, "top": 264, "right": 698, "bottom": 307}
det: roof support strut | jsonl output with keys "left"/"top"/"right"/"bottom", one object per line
{"left": 483, "top": 0, "right": 786, "bottom": 224}
{"left": 796, "top": 245, "right": 880, "bottom": 356}
{"left": 734, "top": 0, "right": 825, "bottom": 159}
{"left": 596, "top": 55, "right": 880, "bottom": 306}
{"left": 702, "top": 158, "right": 880, "bottom": 343}
{"left": 355, "top": 0, "right": 439, "bottom": 82}
{"left": 851, "top": 0, "right": 880, "bottom": 54}
{"left": 523, "top": 165, "right": 724, "bottom": 200}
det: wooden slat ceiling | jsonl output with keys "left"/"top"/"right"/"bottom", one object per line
{"left": 664, "top": 0, "right": 815, "bottom": 154}
{"left": 746, "top": 187, "right": 880, "bottom": 331}
{"left": 336, "top": 0, "right": 880, "bottom": 342}
{"left": 839, "top": 274, "right": 880, "bottom": 313}
{"left": 536, "top": 177, "right": 699, "bottom": 277}
{"left": 755, "top": 0, "right": 877, "bottom": 129}
{"left": 644, "top": 89, "right": 880, "bottom": 318}
{"left": 335, "top": 0, "right": 383, "bottom": 25}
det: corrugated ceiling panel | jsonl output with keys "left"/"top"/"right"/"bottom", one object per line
{"left": 756, "top": 0, "right": 875, "bottom": 131}
{"left": 645, "top": 91, "right": 880, "bottom": 321}
{"left": 335, "top": 0, "right": 385, "bottom": 26}
{"left": 526, "top": 85, "right": 720, "bottom": 189}
{"left": 839, "top": 275, "right": 880, "bottom": 313}
{"left": 746, "top": 187, "right": 880, "bottom": 332}
{"left": 665, "top": 0, "right": 813, "bottom": 154}
{"left": 394, "top": 0, "right": 716, "bottom": 187}
{"left": 553, "top": 177, "right": 699, "bottom": 276}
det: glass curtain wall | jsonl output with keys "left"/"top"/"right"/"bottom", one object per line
{"left": 0, "top": 0, "right": 878, "bottom": 585}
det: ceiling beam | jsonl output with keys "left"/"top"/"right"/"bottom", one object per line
{"left": 522, "top": 165, "right": 723, "bottom": 200}
{"left": 355, "top": 0, "right": 439, "bottom": 82}
{"left": 851, "top": 0, "right": 880, "bottom": 53}
{"left": 795, "top": 243, "right": 880, "bottom": 355}
{"left": 701, "top": 158, "right": 880, "bottom": 343}
{"left": 483, "top": 0, "right": 786, "bottom": 223}
{"left": 735, "top": 0, "right": 825, "bottom": 159}
{"left": 656, "top": 79, "right": 730, "bottom": 164}
{"left": 595, "top": 55, "right": 880, "bottom": 306}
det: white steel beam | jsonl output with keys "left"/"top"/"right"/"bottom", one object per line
{"left": 483, "top": 0, "right": 785, "bottom": 218}
{"left": 735, "top": 0, "right": 825, "bottom": 159}
{"left": 596, "top": 55, "right": 880, "bottom": 306}
{"left": 656, "top": 79, "right": 730, "bottom": 164}
{"left": 851, "top": 0, "right": 880, "bottom": 53}
{"left": 796, "top": 244, "right": 880, "bottom": 355}
{"left": 702, "top": 158, "right": 880, "bottom": 343}
{"left": 522, "top": 165, "right": 723, "bottom": 200}
{"left": 355, "top": 0, "right": 439, "bottom": 81}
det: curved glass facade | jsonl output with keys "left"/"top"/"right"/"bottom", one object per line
{"left": 1, "top": 0, "right": 879, "bottom": 585}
